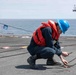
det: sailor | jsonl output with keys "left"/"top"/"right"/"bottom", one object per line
{"left": 27, "top": 19, "right": 70, "bottom": 68}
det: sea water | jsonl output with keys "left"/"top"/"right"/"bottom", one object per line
{"left": 0, "top": 19, "right": 76, "bottom": 36}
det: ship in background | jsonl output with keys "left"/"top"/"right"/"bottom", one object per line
{"left": 73, "top": 4, "right": 76, "bottom": 12}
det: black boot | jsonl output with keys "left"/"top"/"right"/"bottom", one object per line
{"left": 27, "top": 55, "right": 37, "bottom": 69}
{"left": 46, "top": 58, "right": 62, "bottom": 66}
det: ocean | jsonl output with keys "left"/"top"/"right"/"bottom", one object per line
{"left": 0, "top": 19, "right": 76, "bottom": 36}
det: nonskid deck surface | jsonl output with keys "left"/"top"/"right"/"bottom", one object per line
{"left": 0, "top": 36, "right": 76, "bottom": 75}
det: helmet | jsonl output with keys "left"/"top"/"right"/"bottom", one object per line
{"left": 57, "top": 19, "right": 70, "bottom": 33}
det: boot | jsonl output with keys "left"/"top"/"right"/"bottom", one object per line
{"left": 46, "top": 58, "right": 62, "bottom": 66}
{"left": 27, "top": 55, "right": 37, "bottom": 69}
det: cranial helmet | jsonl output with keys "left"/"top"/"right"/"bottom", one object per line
{"left": 57, "top": 19, "right": 70, "bottom": 33}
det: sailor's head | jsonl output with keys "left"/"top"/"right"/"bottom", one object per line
{"left": 57, "top": 19, "right": 70, "bottom": 34}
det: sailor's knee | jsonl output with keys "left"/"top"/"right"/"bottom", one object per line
{"left": 48, "top": 49, "right": 56, "bottom": 55}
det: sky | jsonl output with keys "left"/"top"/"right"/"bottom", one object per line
{"left": 0, "top": 0, "right": 76, "bottom": 19}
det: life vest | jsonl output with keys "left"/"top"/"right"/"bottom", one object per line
{"left": 33, "top": 20, "right": 60, "bottom": 46}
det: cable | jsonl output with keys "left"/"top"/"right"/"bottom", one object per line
{"left": 0, "top": 52, "right": 28, "bottom": 59}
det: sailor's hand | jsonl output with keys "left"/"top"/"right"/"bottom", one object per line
{"left": 59, "top": 55, "right": 69, "bottom": 68}
{"left": 62, "top": 59, "right": 69, "bottom": 68}
{"left": 62, "top": 59, "right": 68, "bottom": 65}
{"left": 62, "top": 51, "right": 69, "bottom": 57}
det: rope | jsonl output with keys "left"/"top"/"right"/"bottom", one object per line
{"left": 0, "top": 23, "right": 32, "bottom": 33}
